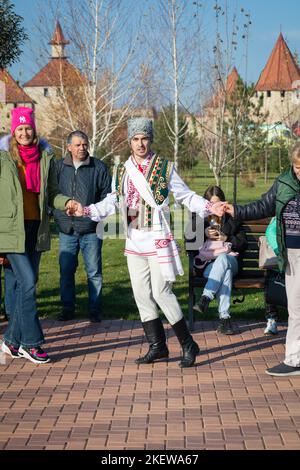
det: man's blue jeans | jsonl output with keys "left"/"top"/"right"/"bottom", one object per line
{"left": 203, "top": 254, "right": 239, "bottom": 319}
{"left": 59, "top": 232, "right": 103, "bottom": 314}
{"left": 4, "top": 221, "right": 43, "bottom": 348}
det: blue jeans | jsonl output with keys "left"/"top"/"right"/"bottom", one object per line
{"left": 1, "top": 261, "right": 15, "bottom": 318}
{"left": 59, "top": 232, "right": 103, "bottom": 313}
{"left": 0, "top": 264, "right": 11, "bottom": 317}
{"left": 3, "top": 267, "right": 14, "bottom": 317}
{"left": 0, "top": 265, "right": 19, "bottom": 319}
{"left": 203, "top": 254, "right": 239, "bottom": 319}
{"left": 4, "top": 221, "right": 43, "bottom": 348}
{"left": 4, "top": 255, "right": 41, "bottom": 317}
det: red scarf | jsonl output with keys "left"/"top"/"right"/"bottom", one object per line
{"left": 18, "top": 144, "right": 41, "bottom": 193}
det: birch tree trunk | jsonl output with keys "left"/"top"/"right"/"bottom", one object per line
{"left": 34, "top": 0, "right": 144, "bottom": 158}
{"left": 171, "top": 0, "right": 179, "bottom": 169}
{"left": 143, "top": 0, "right": 200, "bottom": 169}
{"left": 90, "top": 0, "right": 100, "bottom": 156}
{"left": 192, "top": 1, "right": 258, "bottom": 190}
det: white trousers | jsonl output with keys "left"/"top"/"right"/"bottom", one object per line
{"left": 127, "top": 254, "right": 183, "bottom": 325}
{"left": 285, "top": 248, "right": 300, "bottom": 367}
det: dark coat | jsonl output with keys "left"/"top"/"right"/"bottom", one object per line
{"left": 53, "top": 153, "right": 111, "bottom": 235}
{"left": 234, "top": 167, "right": 300, "bottom": 271}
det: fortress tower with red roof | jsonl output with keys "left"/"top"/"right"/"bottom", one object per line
{"left": 23, "top": 21, "right": 85, "bottom": 136}
{"left": 254, "top": 33, "right": 300, "bottom": 125}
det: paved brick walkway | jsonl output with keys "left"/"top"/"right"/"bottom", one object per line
{"left": 0, "top": 319, "right": 300, "bottom": 450}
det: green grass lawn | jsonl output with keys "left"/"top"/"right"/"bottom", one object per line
{"left": 36, "top": 166, "right": 286, "bottom": 322}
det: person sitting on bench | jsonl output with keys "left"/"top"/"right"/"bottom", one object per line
{"left": 193, "top": 186, "right": 247, "bottom": 335}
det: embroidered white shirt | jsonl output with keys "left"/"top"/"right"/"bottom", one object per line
{"left": 87, "top": 155, "right": 211, "bottom": 256}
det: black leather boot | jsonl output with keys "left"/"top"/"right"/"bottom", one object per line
{"left": 57, "top": 309, "right": 75, "bottom": 321}
{"left": 135, "top": 318, "right": 169, "bottom": 364}
{"left": 172, "top": 318, "right": 200, "bottom": 368}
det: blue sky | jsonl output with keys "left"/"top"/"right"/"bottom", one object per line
{"left": 9, "top": 0, "right": 300, "bottom": 87}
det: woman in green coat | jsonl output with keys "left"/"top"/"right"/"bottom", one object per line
{"left": 226, "top": 142, "right": 300, "bottom": 377}
{"left": 0, "top": 107, "right": 80, "bottom": 364}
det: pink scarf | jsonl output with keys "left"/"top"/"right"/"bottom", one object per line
{"left": 18, "top": 145, "right": 41, "bottom": 193}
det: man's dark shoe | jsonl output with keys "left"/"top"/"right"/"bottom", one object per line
{"left": 89, "top": 311, "right": 102, "bottom": 323}
{"left": 266, "top": 363, "right": 300, "bottom": 377}
{"left": 172, "top": 318, "right": 200, "bottom": 368}
{"left": 193, "top": 295, "right": 211, "bottom": 314}
{"left": 136, "top": 343, "right": 169, "bottom": 364}
{"left": 57, "top": 309, "right": 75, "bottom": 321}
{"left": 217, "top": 318, "right": 234, "bottom": 335}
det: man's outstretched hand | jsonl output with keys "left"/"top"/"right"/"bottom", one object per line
{"left": 211, "top": 201, "right": 227, "bottom": 217}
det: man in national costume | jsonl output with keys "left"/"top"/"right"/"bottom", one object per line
{"left": 76, "top": 118, "right": 226, "bottom": 367}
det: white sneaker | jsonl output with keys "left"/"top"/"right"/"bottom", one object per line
{"left": 1, "top": 341, "right": 21, "bottom": 358}
{"left": 264, "top": 319, "right": 278, "bottom": 335}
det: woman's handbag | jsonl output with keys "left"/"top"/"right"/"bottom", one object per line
{"left": 258, "top": 236, "right": 278, "bottom": 269}
{"left": 265, "top": 270, "right": 287, "bottom": 308}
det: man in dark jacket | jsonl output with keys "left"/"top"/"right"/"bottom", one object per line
{"left": 53, "top": 131, "right": 111, "bottom": 322}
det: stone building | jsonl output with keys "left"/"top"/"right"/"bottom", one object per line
{"left": 23, "top": 21, "right": 85, "bottom": 137}
{"left": 254, "top": 33, "right": 300, "bottom": 126}
{"left": 197, "top": 34, "right": 300, "bottom": 139}
{"left": 0, "top": 69, "right": 34, "bottom": 134}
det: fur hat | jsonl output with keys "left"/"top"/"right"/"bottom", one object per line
{"left": 127, "top": 117, "right": 153, "bottom": 143}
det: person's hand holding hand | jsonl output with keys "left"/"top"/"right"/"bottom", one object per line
{"left": 225, "top": 203, "right": 235, "bottom": 217}
{"left": 65, "top": 200, "right": 84, "bottom": 217}
{"left": 211, "top": 201, "right": 227, "bottom": 217}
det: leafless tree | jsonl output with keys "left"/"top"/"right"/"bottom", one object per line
{"left": 142, "top": 0, "right": 203, "bottom": 169}
{"left": 192, "top": 0, "right": 267, "bottom": 199}
{"left": 33, "top": 0, "right": 146, "bottom": 158}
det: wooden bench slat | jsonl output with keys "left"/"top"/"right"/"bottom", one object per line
{"left": 243, "top": 252, "right": 260, "bottom": 260}
{"left": 242, "top": 260, "right": 260, "bottom": 268}
{"left": 234, "top": 278, "right": 265, "bottom": 289}
{"left": 242, "top": 218, "right": 271, "bottom": 225}
{"left": 247, "top": 243, "right": 260, "bottom": 250}
{"left": 243, "top": 225, "right": 269, "bottom": 232}
{"left": 239, "top": 269, "right": 265, "bottom": 277}
{"left": 245, "top": 234, "right": 264, "bottom": 242}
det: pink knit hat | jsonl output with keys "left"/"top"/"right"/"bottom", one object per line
{"left": 11, "top": 107, "right": 36, "bottom": 136}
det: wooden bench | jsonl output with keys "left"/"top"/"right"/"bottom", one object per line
{"left": 185, "top": 217, "right": 271, "bottom": 330}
